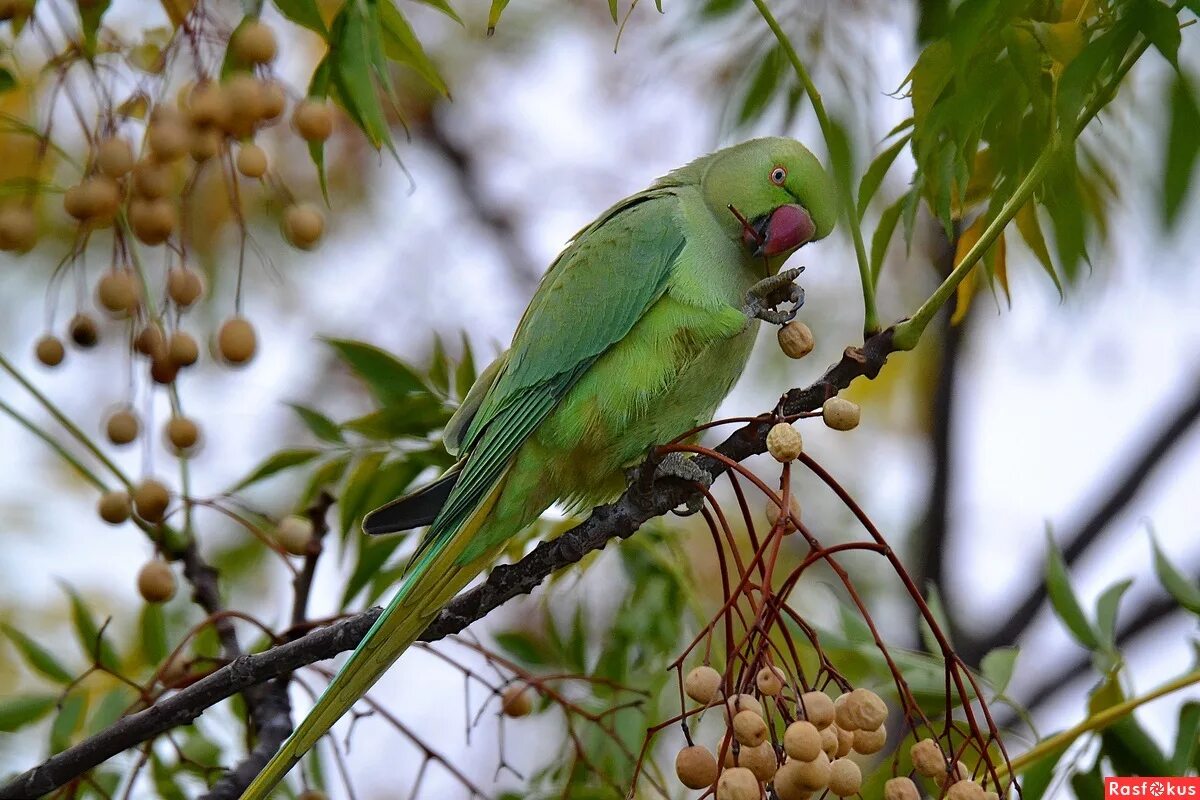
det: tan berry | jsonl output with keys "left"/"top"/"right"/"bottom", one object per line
{"left": 0, "top": 206, "right": 36, "bottom": 252}
{"left": 134, "top": 323, "right": 167, "bottom": 359}
{"left": 274, "top": 515, "right": 314, "bottom": 556}
{"left": 223, "top": 74, "right": 264, "bottom": 136}
{"left": 295, "top": 793, "right": 327, "bottom": 800}
{"left": 96, "top": 138, "right": 134, "bottom": 178}
{"left": 96, "top": 270, "right": 141, "bottom": 316}
{"left": 791, "top": 750, "right": 831, "bottom": 791}
{"left": 820, "top": 724, "right": 838, "bottom": 758}
{"left": 755, "top": 665, "right": 786, "bottom": 696}
{"left": 165, "top": 416, "right": 200, "bottom": 452}
{"left": 217, "top": 317, "right": 257, "bottom": 365}
{"left": 725, "top": 693, "right": 763, "bottom": 719}
{"left": 150, "top": 356, "right": 179, "bottom": 385}
{"left": 733, "top": 709, "right": 768, "bottom": 747}
{"left": 97, "top": 490, "right": 132, "bottom": 524}
{"left": 35, "top": 335, "right": 65, "bottom": 367}
{"left": 852, "top": 723, "right": 886, "bottom": 755}
{"left": 766, "top": 422, "right": 802, "bottom": 462}
{"left": 189, "top": 126, "right": 223, "bottom": 162}
{"left": 765, "top": 494, "right": 800, "bottom": 533}
{"left": 684, "top": 665, "right": 722, "bottom": 705}
{"left": 784, "top": 720, "right": 822, "bottom": 761}
{"left": 283, "top": 203, "right": 324, "bottom": 250}
{"left": 838, "top": 688, "right": 887, "bottom": 731}
{"left": 133, "top": 478, "right": 170, "bottom": 523}
{"left": 129, "top": 197, "right": 177, "bottom": 245}
{"left": 822, "top": 397, "right": 861, "bottom": 432}
{"left": 500, "top": 683, "right": 533, "bottom": 717}
{"left": 675, "top": 745, "right": 718, "bottom": 790}
{"left": 186, "top": 82, "right": 230, "bottom": 129}
{"left": 137, "top": 560, "right": 176, "bottom": 603}
{"left": 69, "top": 313, "right": 99, "bottom": 348}
{"left": 65, "top": 177, "right": 121, "bottom": 224}
{"left": 716, "top": 766, "right": 759, "bottom": 800}
{"left": 884, "top": 777, "right": 921, "bottom": 800}
{"left": 947, "top": 780, "right": 987, "bottom": 800}
{"left": 232, "top": 20, "right": 277, "bottom": 64}
{"left": 737, "top": 741, "right": 778, "bottom": 782}
{"left": 132, "top": 160, "right": 172, "bottom": 198}
{"left": 799, "top": 691, "right": 835, "bottom": 729}
{"left": 777, "top": 320, "right": 814, "bottom": 359}
{"left": 827, "top": 758, "right": 861, "bottom": 797}
{"left": 236, "top": 143, "right": 268, "bottom": 178}
{"left": 106, "top": 409, "right": 140, "bottom": 445}
{"left": 167, "top": 268, "right": 204, "bottom": 307}
{"left": 292, "top": 100, "right": 334, "bottom": 141}
{"left": 167, "top": 331, "right": 199, "bottom": 367}
{"left": 936, "top": 762, "right": 970, "bottom": 789}
{"left": 910, "top": 737, "right": 945, "bottom": 777}
{"left": 258, "top": 80, "right": 286, "bottom": 121}
{"left": 773, "top": 760, "right": 814, "bottom": 800}
{"left": 146, "top": 116, "right": 189, "bottom": 162}
{"left": 835, "top": 725, "right": 853, "bottom": 757}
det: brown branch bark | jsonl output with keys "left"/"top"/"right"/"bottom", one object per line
{"left": 0, "top": 327, "right": 897, "bottom": 800}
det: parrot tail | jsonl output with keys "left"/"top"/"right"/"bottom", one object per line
{"left": 238, "top": 479, "right": 506, "bottom": 800}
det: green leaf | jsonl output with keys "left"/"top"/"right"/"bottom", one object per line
{"left": 272, "top": 0, "right": 328, "bottom": 35}
{"left": 411, "top": 0, "right": 461, "bottom": 24}
{"left": 49, "top": 692, "right": 88, "bottom": 753}
{"left": 77, "top": 0, "right": 114, "bottom": 56}
{"left": 63, "top": 585, "right": 120, "bottom": 671}
{"left": 428, "top": 335, "right": 450, "bottom": 396}
{"left": 1103, "top": 714, "right": 1172, "bottom": 776}
{"left": 87, "top": 687, "right": 134, "bottom": 735}
{"left": 494, "top": 630, "right": 551, "bottom": 666}
{"left": 1044, "top": 530, "right": 1101, "bottom": 650}
{"left": 1071, "top": 764, "right": 1104, "bottom": 800}
{"left": 324, "top": 338, "right": 426, "bottom": 405}
{"left": 229, "top": 448, "right": 322, "bottom": 492}
{"left": 329, "top": 1, "right": 393, "bottom": 151}
{"left": 289, "top": 403, "right": 344, "bottom": 443}
{"left": 1015, "top": 200, "right": 1063, "bottom": 297}
{"left": 341, "top": 396, "right": 450, "bottom": 439}
{"left": 1136, "top": 0, "right": 1181, "bottom": 67}
{"left": 980, "top": 646, "right": 1019, "bottom": 694}
{"left": 1151, "top": 534, "right": 1200, "bottom": 614}
{"left": 139, "top": 603, "right": 168, "bottom": 667}
{"left": 338, "top": 452, "right": 386, "bottom": 538}
{"left": 857, "top": 134, "right": 911, "bottom": 220}
{"left": 454, "top": 334, "right": 476, "bottom": 400}
{"left": 378, "top": 0, "right": 449, "bottom": 97}
{"left": 3, "top": 624, "right": 74, "bottom": 684}
{"left": 0, "top": 68, "right": 15, "bottom": 95}
{"left": 870, "top": 194, "right": 905, "bottom": 283}
{"left": 1095, "top": 577, "right": 1133, "bottom": 648}
{"left": 1171, "top": 701, "right": 1200, "bottom": 774}
{"left": 307, "top": 54, "right": 333, "bottom": 202}
{"left": 910, "top": 40, "right": 953, "bottom": 130}
{"left": 340, "top": 534, "right": 407, "bottom": 609}
{"left": 735, "top": 45, "right": 785, "bottom": 127}
{"left": 486, "top": 0, "right": 511, "bottom": 35}
{"left": 1021, "top": 742, "right": 1067, "bottom": 800}
{"left": 1164, "top": 73, "right": 1200, "bottom": 228}
{"left": 151, "top": 752, "right": 187, "bottom": 800}
{"left": 0, "top": 694, "right": 57, "bottom": 732}
{"left": 300, "top": 455, "right": 350, "bottom": 506}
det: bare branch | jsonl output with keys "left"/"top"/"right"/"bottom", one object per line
{"left": 0, "top": 328, "right": 896, "bottom": 800}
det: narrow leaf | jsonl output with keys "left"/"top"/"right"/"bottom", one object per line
{"left": 980, "top": 647, "right": 1019, "bottom": 694}
{"left": 49, "top": 692, "right": 88, "bottom": 754}
{"left": 0, "top": 695, "right": 57, "bottom": 732}
{"left": 1015, "top": 200, "right": 1063, "bottom": 296}
{"left": 2, "top": 624, "right": 74, "bottom": 684}
{"left": 411, "top": 0, "right": 462, "bottom": 24}
{"left": 139, "top": 603, "right": 168, "bottom": 667}
{"left": 486, "top": 0, "right": 511, "bottom": 35}
{"left": 857, "top": 134, "right": 911, "bottom": 220}
{"left": 338, "top": 452, "right": 386, "bottom": 538}
{"left": 63, "top": 585, "right": 120, "bottom": 671}
{"left": 1151, "top": 534, "right": 1200, "bottom": 614}
{"left": 289, "top": 403, "right": 344, "bottom": 443}
{"left": 228, "top": 448, "right": 322, "bottom": 492}
{"left": 870, "top": 194, "right": 905, "bottom": 282}
{"left": 324, "top": 338, "right": 425, "bottom": 405}
{"left": 272, "top": 0, "right": 328, "bottom": 35}
{"left": 1095, "top": 578, "right": 1133, "bottom": 648}
{"left": 378, "top": 0, "right": 449, "bottom": 96}
{"left": 1044, "top": 530, "right": 1101, "bottom": 650}
{"left": 1164, "top": 74, "right": 1200, "bottom": 228}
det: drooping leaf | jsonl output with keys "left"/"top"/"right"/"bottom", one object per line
{"left": 2, "top": 624, "right": 74, "bottom": 684}
{"left": 49, "top": 692, "right": 88, "bottom": 753}
{"left": 329, "top": 1, "right": 393, "bottom": 151}
{"left": 289, "top": 403, "right": 345, "bottom": 443}
{"left": 1094, "top": 577, "right": 1133, "bottom": 648}
{"left": 486, "top": 0, "right": 511, "bottom": 35}
{"left": 980, "top": 647, "right": 1019, "bottom": 694}
{"left": 1136, "top": 0, "right": 1182, "bottom": 67}
{"left": 63, "top": 585, "right": 120, "bottom": 671}
{"left": 1044, "top": 529, "right": 1101, "bottom": 650}
{"left": 454, "top": 333, "right": 476, "bottom": 400}
{"left": 77, "top": 0, "right": 114, "bottom": 56}
{"left": 228, "top": 448, "right": 322, "bottom": 492}
{"left": 1164, "top": 73, "right": 1200, "bottom": 228}
{"left": 428, "top": 335, "right": 450, "bottom": 396}
{"left": 1015, "top": 200, "right": 1063, "bottom": 296}
{"left": 0, "top": 694, "right": 57, "bottom": 732}
{"left": 378, "top": 0, "right": 449, "bottom": 96}
{"left": 735, "top": 45, "right": 786, "bottom": 127}
{"left": 1171, "top": 702, "right": 1200, "bottom": 774}
{"left": 341, "top": 396, "right": 450, "bottom": 439}
{"left": 324, "top": 338, "right": 426, "bottom": 405}
{"left": 139, "top": 602, "right": 168, "bottom": 667}
{"left": 857, "top": 134, "right": 911, "bottom": 220}
{"left": 87, "top": 687, "right": 135, "bottom": 735}
{"left": 272, "top": 0, "right": 328, "bottom": 35}
{"left": 1151, "top": 534, "right": 1200, "bottom": 614}
{"left": 411, "top": 0, "right": 461, "bottom": 24}
{"left": 338, "top": 452, "right": 387, "bottom": 539}
{"left": 870, "top": 194, "right": 906, "bottom": 283}
{"left": 951, "top": 215, "right": 984, "bottom": 325}
{"left": 1020, "top": 742, "right": 1068, "bottom": 800}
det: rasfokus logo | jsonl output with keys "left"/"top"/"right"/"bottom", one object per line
{"left": 1105, "top": 778, "right": 1200, "bottom": 798}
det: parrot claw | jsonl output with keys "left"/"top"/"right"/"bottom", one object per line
{"left": 744, "top": 267, "right": 805, "bottom": 325}
{"left": 654, "top": 453, "right": 710, "bottom": 516}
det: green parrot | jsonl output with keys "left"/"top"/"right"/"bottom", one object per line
{"left": 240, "top": 136, "right": 836, "bottom": 799}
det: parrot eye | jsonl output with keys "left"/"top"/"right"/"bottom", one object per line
{"left": 769, "top": 166, "right": 787, "bottom": 185}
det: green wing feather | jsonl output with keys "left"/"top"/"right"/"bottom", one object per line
{"left": 239, "top": 188, "right": 689, "bottom": 800}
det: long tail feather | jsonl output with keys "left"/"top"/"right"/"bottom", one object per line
{"left": 239, "top": 479, "right": 506, "bottom": 800}
{"left": 363, "top": 463, "right": 462, "bottom": 535}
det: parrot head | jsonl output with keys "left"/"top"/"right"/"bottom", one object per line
{"left": 700, "top": 137, "right": 837, "bottom": 267}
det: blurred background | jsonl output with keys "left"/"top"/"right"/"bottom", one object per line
{"left": 1, "top": 0, "right": 1198, "bottom": 797}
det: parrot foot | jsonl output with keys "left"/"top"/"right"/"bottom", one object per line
{"left": 744, "top": 267, "right": 806, "bottom": 325}
{"left": 654, "top": 453, "right": 711, "bottom": 516}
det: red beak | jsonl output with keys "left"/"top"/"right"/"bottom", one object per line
{"left": 743, "top": 204, "right": 816, "bottom": 258}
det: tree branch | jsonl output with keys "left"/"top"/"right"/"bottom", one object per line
{"left": 0, "top": 328, "right": 897, "bottom": 800}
